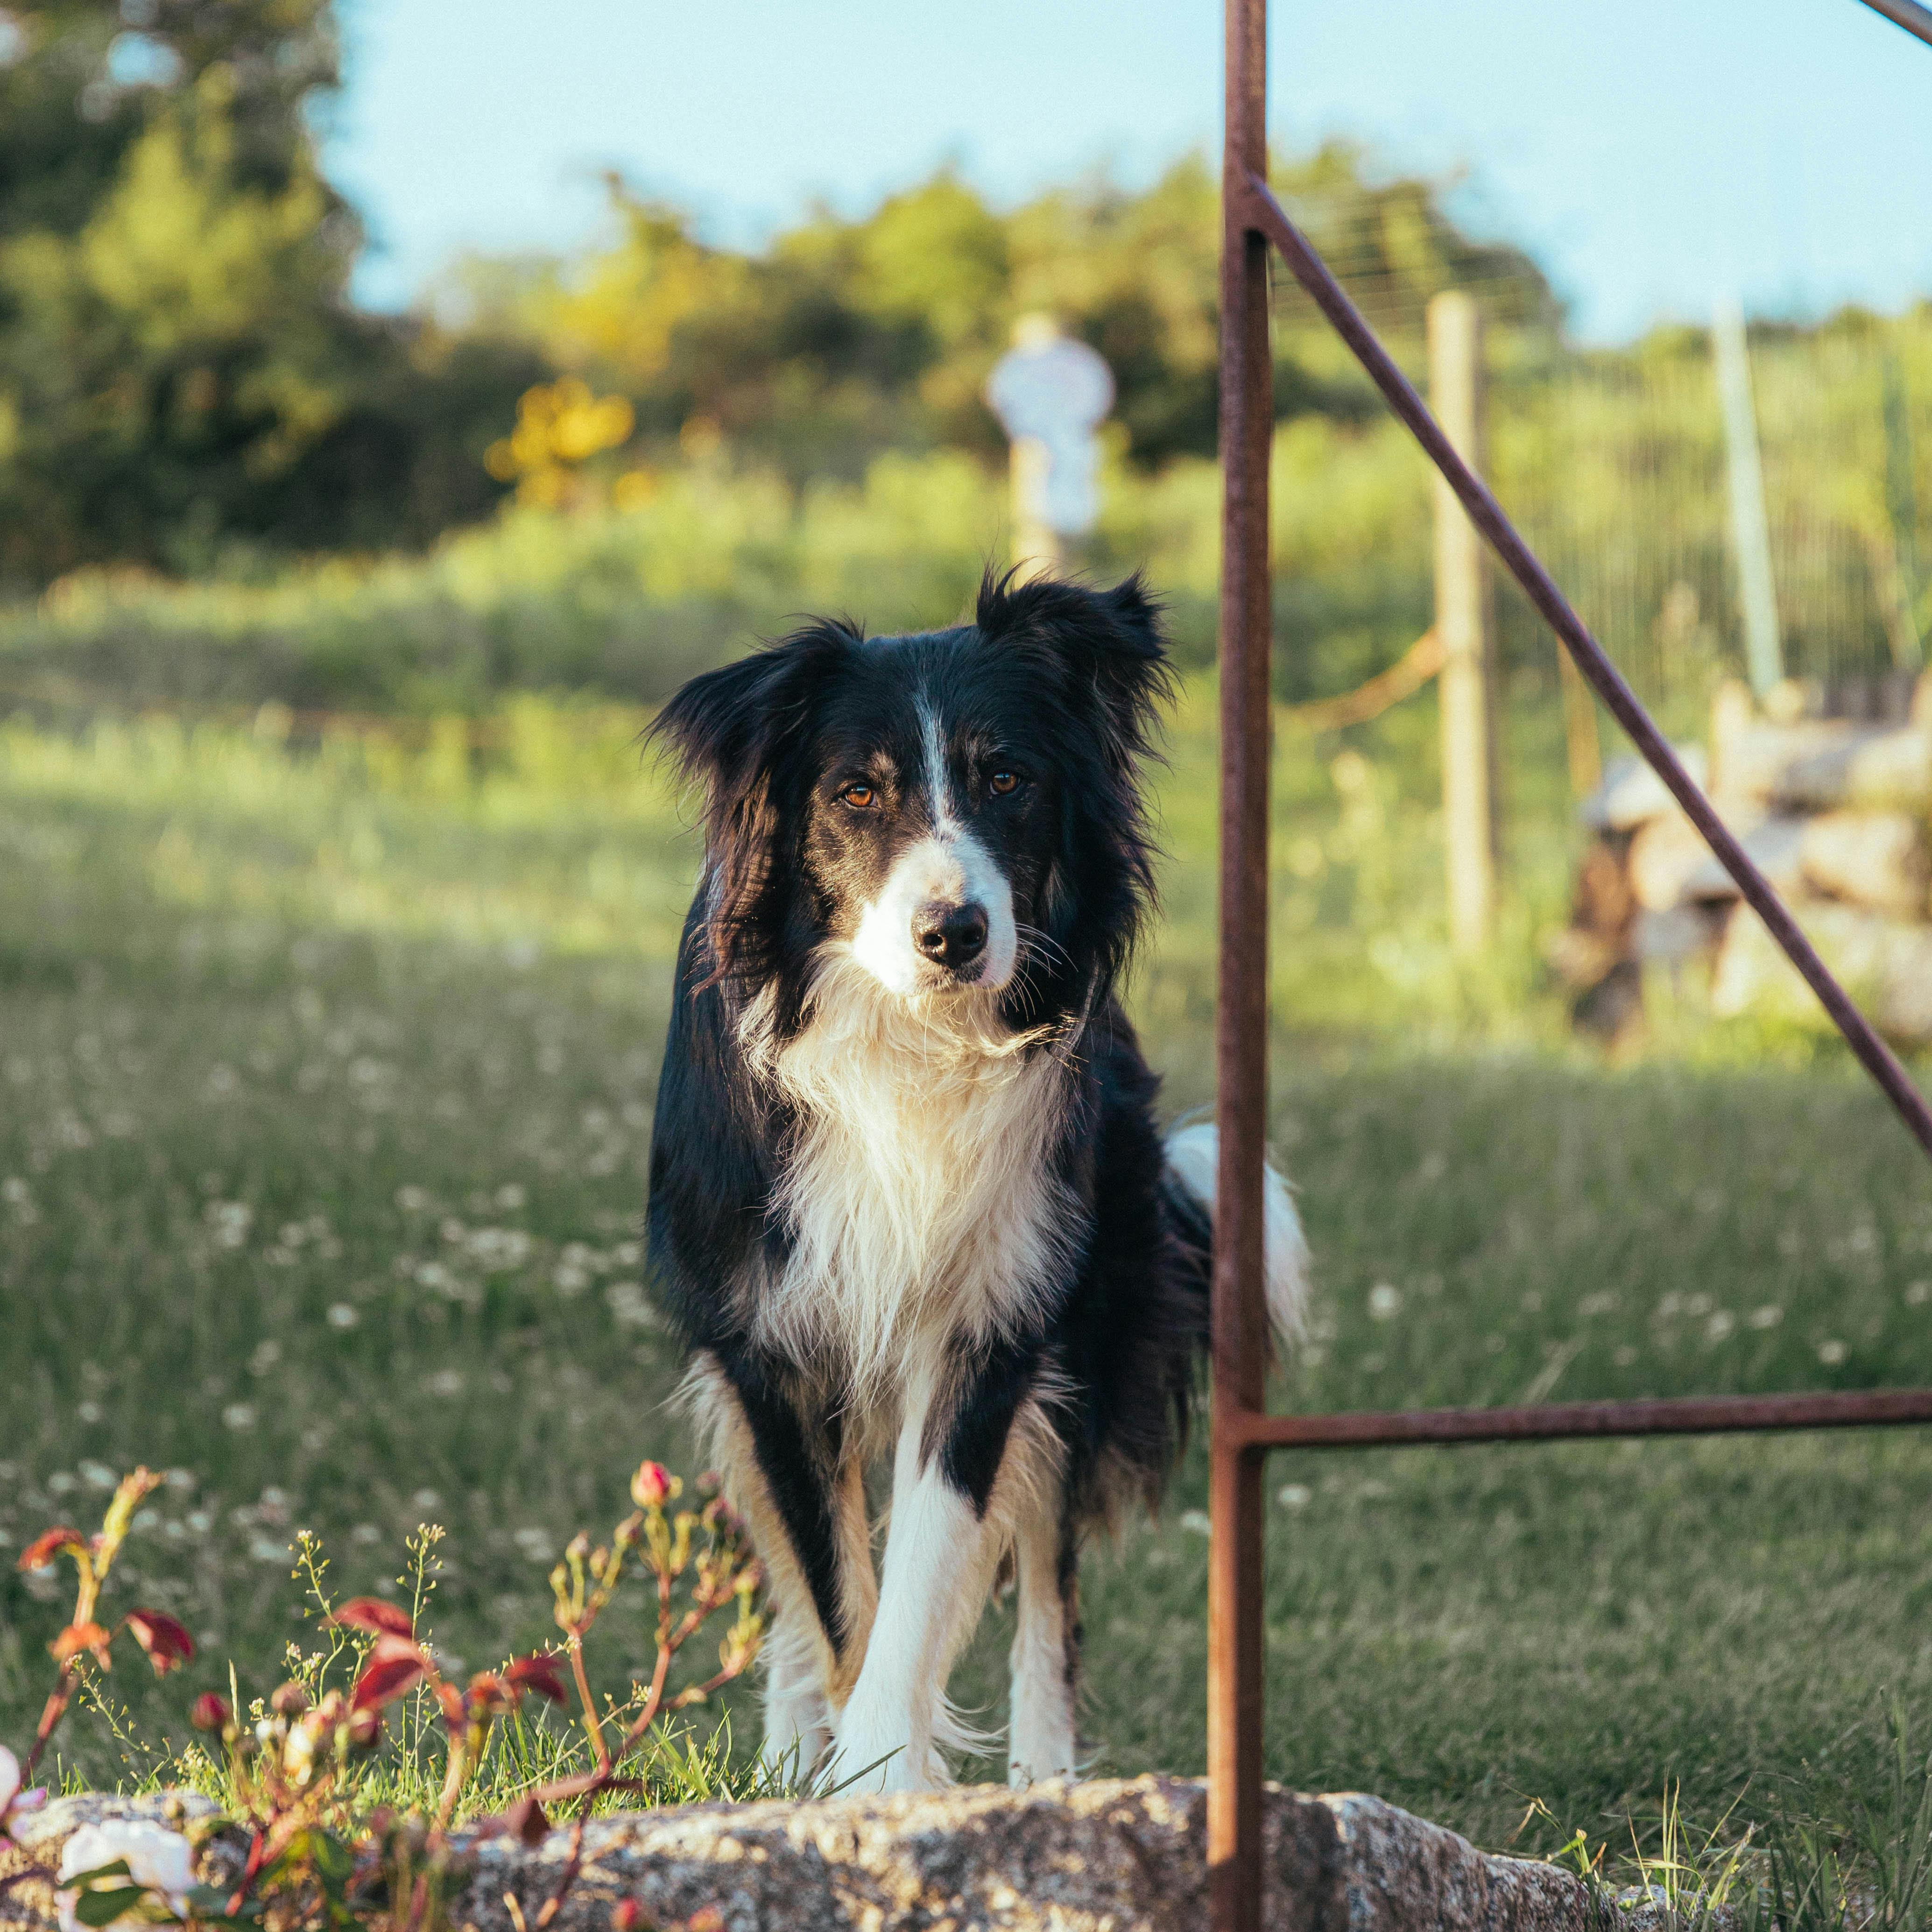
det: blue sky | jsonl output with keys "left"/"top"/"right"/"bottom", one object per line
{"left": 323, "top": 0, "right": 1932, "bottom": 344}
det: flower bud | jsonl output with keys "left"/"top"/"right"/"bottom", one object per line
{"left": 189, "top": 1692, "right": 231, "bottom": 1733}
{"left": 269, "top": 1681, "right": 311, "bottom": 1717}
{"left": 629, "top": 1462, "right": 672, "bottom": 1509}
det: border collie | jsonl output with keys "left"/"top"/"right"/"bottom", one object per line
{"left": 646, "top": 572, "right": 1306, "bottom": 1792}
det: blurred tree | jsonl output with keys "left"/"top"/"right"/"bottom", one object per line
{"left": 0, "top": 0, "right": 539, "bottom": 579}
{"left": 483, "top": 144, "right": 1560, "bottom": 487}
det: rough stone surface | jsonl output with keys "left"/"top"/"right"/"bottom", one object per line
{"left": 2, "top": 1778, "right": 1615, "bottom": 1932}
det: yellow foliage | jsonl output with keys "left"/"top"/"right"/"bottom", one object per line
{"left": 484, "top": 377, "right": 636, "bottom": 508}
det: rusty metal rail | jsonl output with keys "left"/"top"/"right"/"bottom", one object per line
{"left": 1860, "top": 0, "right": 1932, "bottom": 49}
{"left": 1230, "top": 1388, "right": 1932, "bottom": 1453}
{"left": 1208, "top": 3, "right": 1932, "bottom": 1929}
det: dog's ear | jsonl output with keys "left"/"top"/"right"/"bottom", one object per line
{"left": 973, "top": 570, "right": 1174, "bottom": 771}
{"left": 976, "top": 571, "right": 1172, "bottom": 1004}
{"left": 651, "top": 621, "right": 854, "bottom": 981}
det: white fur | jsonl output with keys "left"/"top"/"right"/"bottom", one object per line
{"left": 1162, "top": 1121, "right": 1310, "bottom": 1352}
{"left": 830, "top": 1380, "right": 1063, "bottom": 1793}
{"left": 847, "top": 706, "right": 1019, "bottom": 996}
{"left": 745, "top": 953, "right": 1075, "bottom": 1398}
{"left": 1005, "top": 1487, "right": 1079, "bottom": 1788}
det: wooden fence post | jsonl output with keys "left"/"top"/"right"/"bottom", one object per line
{"left": 1428, "top": 290, "right": 1500, "bottom": 955}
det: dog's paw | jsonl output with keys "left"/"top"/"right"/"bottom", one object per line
{"left": 828, "top": 1719, "right": 948, "bottom": 1794}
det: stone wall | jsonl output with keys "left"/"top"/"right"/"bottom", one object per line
{"left": 3, "top": 1777, "right": 1615, "bottom": 1932}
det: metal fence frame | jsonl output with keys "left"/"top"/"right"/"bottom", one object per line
{"left": 1208, "top": 5, "right": 1932, "bottom": 1928}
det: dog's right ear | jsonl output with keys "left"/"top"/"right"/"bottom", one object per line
{"left": 651, "top": 622, "right": 854, "bottom": 981}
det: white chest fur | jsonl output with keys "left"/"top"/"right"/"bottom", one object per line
{"left": 744, "top": 954, "right": 1077, "bottom": 1396}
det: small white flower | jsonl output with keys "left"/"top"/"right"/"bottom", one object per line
{"left": 1906, "top": 1281, "right": 1931, "bottom": 1307}
{"left": 411, "top": 1488, "right": 442, "bottom": 1512}
{"left": 606, "top": 1282, "right": 659, "bottom": 1329}
{"left": 1367, "top": 1283, "right": 1401, "bottom": 1321}
{"left": 426, "top": 1369, "right": 464, "bottom": 1398}
{"left": 326, "top": 1303, "right": 360, "bottom": 1329}
{"left": 351, "top": 1523, "right": 381, "bottom": 1545}
{"left": 58, "top": 1819, "right": 196, "bottom": 1932}
{"left": 1818, "top": 1339, "right": 1849, "bottom": 1366}
{"left": 1178, "top": 1509, "right": 1212, "bottom": 1535}
{"left": 76, "top": 1401, "right": 103, "bottom": 1424}
{"left": 1748, "top": 1304, "right": 1784, "bottom": 1330}
{"left": 1276, "top": 1484, "right": 1312, "bottom": 1510}
{"left": 1704, "top": 1311, "right": 1735, "bottom": 1343}
{"left": 222, "top": 1403, "right": 257, "bottom": 1431}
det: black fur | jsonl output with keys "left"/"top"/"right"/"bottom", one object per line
{"left": 645, "top": 571, "right": 1214, "bottom": 1741}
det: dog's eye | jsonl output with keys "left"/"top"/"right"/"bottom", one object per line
{"left": 839, "top": 782, "right": 876, "bottom": 809}
{"left": 988, "top": 770, "right": 1020, "bottom": 797}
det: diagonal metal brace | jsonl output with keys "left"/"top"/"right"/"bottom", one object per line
{"left": 1238, "top": 170, "right": 1932, "bottom": 1166}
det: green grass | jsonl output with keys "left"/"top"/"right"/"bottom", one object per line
{"left": 3, "top": 684, "right": 1931, "bottom": 1864}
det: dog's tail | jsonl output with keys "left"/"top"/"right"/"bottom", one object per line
{"left": 1161, "top": 1121, "right": 1309, "bottom": 1359}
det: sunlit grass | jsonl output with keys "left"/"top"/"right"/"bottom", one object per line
{"left": 4, "top": 682, "right": 1931, "bottom": 1854}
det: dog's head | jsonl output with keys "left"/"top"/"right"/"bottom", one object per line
{"left": 654, "top": 572, "right": 1172, "bottom": 1028}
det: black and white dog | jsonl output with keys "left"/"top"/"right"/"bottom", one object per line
{"left": 645, "top": 572, "right": 1305, "bottom": 1792}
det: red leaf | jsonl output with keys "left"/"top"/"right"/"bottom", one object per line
{"left": 123, "top": 1610, "right": 195, "bottom": 1675}
{"left": 502, "top": 1654, "right": 568, "bottom": 1705}
{"left": 434, "top": 1680, "right": 465, "bottom": 1724}
{"left": 50, "top": 1622, "right": 112, "bottom": 1667}
{"left": 18, "top": 1527, "right": 85, "bottom": 1572}
{"left": 351, "top": 1637, "right": 428, "bottom": 1713}
{"left": 328, "top": 1596, "right": 417, "bottom": 1639}
{"left": 505, "top": 1795, "right": 549, "bottom": 1847}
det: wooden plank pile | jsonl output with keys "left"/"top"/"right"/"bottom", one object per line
{"left": 1551, "top": 676, "right": 1932, "bottom": 1041}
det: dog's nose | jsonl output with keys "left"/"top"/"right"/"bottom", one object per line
{"left": 913, "top": 901, "right": 988, "bottom": 970}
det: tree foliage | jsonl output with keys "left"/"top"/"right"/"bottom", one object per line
{"left": 466, "top": 146, "right": 1561, "bottom": 487}
{"left": 0, "top": 2, "right": 1559, "bottom": 581}
{"left": 0, "top": 0, "right": 540, "bottom": 580}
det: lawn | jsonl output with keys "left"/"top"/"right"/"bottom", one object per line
{"left": 3, "top": 684, "right": 1930, "bottom": 1862}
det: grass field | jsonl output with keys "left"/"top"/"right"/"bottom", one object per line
{"left": 4, "top": 682, "right": 1932, "bottom": 1866}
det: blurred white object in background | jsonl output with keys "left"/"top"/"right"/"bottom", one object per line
{"left": 986, "top": 314, "right": 1114, "bottom": 578}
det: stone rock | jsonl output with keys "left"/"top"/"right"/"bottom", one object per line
{"left": 3, "top": 1778, "right": 1620, "bottom": 1932}
{"left": 1, "top": 1791, "right": 228, "bottom": 1932}
{"left": 1580, "top": 749, "right": 1708, "bottom": 832}
{"left": 1711, "top": 900, "right": 1932, "bottom": 1041}
{"left": 1714, "top": 719, "right": 1932, "bottom": 811}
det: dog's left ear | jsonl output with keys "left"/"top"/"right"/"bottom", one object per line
{"left": 650, "top": 621, "right": 855, "bottom": 981}
{"left": 974, "top": 570, "right": 1174, "bottom": 766}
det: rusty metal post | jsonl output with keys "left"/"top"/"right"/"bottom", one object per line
{"left": 1211, "top": 0, "right": 1271, "bottom": 1925}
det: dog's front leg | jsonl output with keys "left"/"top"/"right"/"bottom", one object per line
{"left": 831, "top": 1336, "right": 1047, "bottom": 1793}
{"left": 690, "top": 1351, "right": 876, "bottom": 1780}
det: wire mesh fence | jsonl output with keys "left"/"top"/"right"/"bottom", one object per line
{"left": 1267, "top": 175, "right": 1932, "bottom": 735}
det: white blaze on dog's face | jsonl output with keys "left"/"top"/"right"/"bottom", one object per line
{"left": 849, "top": 710, "right": 1018, "bottom": 994}
{"left": 808, "top": 690, "right": 1030, "bottom": 1000}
